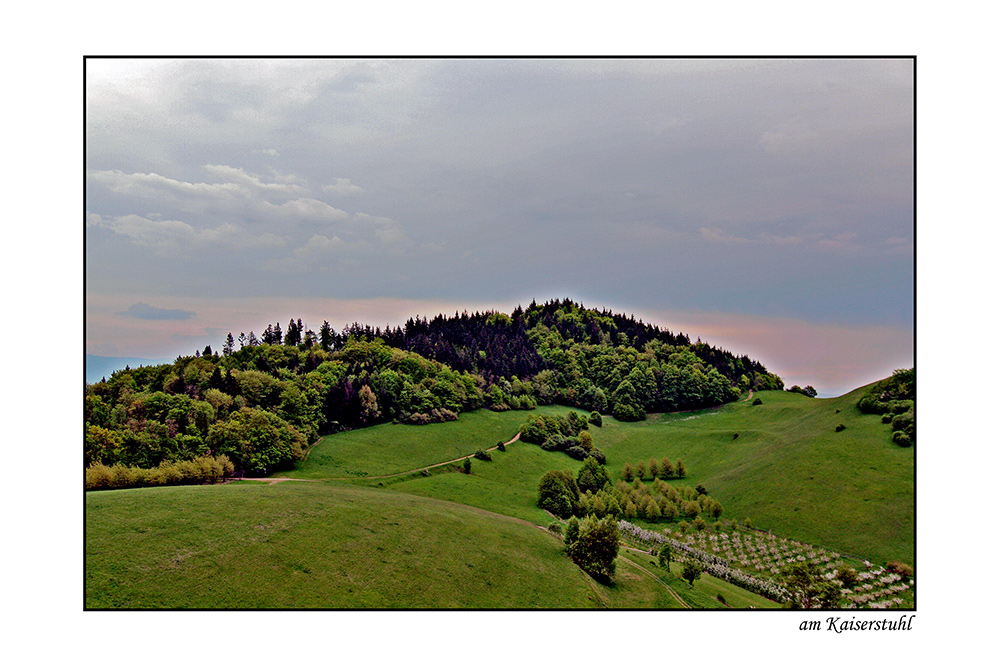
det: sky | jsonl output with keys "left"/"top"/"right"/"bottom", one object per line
{"left": 86, "top": 57, "right": 914, "bottom": 396}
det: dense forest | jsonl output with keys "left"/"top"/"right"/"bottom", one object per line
{"left": 85, "top": 299, "right": 784, "bottom": 475}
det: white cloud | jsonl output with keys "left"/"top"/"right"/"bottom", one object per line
{"left": 354, "top": 212, "right": 410, "bottom": 247}
{"left": 323, "top": 178, "right": 366, "bottom": 195}
{"left": 88, "top": 213, "right": 288, "bottom": 256}
{"left": 260, "top": 198, "right": 351, "bottom": 224}
{"left": 88, "top": 166, "right": 308, "bottom": 205}
{"left": 201, "top": 164, "right": 308, "bottom": 195}
{"left": 299, "top": 234, "right": 345, "bottom": 253}
{"left": 89, "top": 169, "right": 244, "bottom": 200}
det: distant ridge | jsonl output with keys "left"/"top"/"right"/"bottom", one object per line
{"left": 86, "top": 355, "right": 173, "bottom": 385}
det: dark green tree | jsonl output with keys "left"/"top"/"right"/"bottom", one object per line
{"left": 320, "top": 320, "right": 335, "bottom": 351}
{"left": 782, "top": 562, "right": 843, "bottom": 609}
{"left": 682, "top": 560, "right": 702, "bottom": 586}
{"left": 564, "top": 515, "right": 619, "bottom": 583}
{"left": 538, "top": 470, "right": 581, "bottom": 518}
{"left": 206, "top": 407, "right": 306, "bottom": 473}
{"left": 576, "top": 456, "right": 611, "bottom": 494}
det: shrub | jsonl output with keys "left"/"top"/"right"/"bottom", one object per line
{"left": 565, "top": 446, "right": 589, "bottom": 461}
{"left": 219, "top": 455, "right": 235, "bottom": 477}
{"left": 462, "top": 458, "right": 472, "bottom": 474}
{"left": 888, "top": 400, "right": 913, "bottom": 415}
{"left": 159, "top": 460, "right": 183, "bottom": 485}
{"left": 547, "top": 522, "right": 563, "bottom": 536}
{"left": 141, "top": 466, "right": 167, "bottom": 487}
{"left": 891, "top": 411, "right": 914, "bottom": 435}
{"left": 612, "top": 401, "right": 645, "bottom": 422}
{"left": 886, "top": 561, "right": 914, "bottom": 580}
{"left": 85, "top": 462, "right": 114, "bottom": 491}
{"left": 835, "top": 566, "right": 860, "bottom": 588}
{"left": 541, "top": 434, "right": 576, "bottom": 452}
{"left": 474, "top": 449, "right": 492, "bottom": 461}
{"left": 497, "top": 440, "right": 506, "bottom": 452}
{"left": 835, "top": 423, "right": 846, "bottom": 432}
{"left": 563, "top": 516, "right": 580, "bottom": 546}
{"left": 538, "top": 470, "right": 581, "bottom": 518}
{"left": 752, "top": 398, "right": 763, "bottom": 406}
{"left": 892, "top": 431, "right": 913, "bottom": 447}
{"left": 589, "top": 411, "right": 602, "bottom": 427}
{"left": 881, "top": 413, "right": 893, "bottom": 424}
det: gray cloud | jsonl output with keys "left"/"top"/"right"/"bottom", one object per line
{"left": 87, "top": 58, "right": 913, "bottom": 390}
{"left": 118, "top": 302, "right": 196, "bottom": 321}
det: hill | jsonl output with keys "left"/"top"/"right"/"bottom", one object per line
{"left": 85, "top": 381, "right": 912, "bottom": 608}
{"left": 85, "top": 299, "right": 782, "bottom": 476}
{"left": 86, "top": 481, "right": 686, "bottom": 609}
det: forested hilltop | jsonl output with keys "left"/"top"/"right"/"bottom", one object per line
{"left": 85, "top": 299, "right": 783, "bottom": 476}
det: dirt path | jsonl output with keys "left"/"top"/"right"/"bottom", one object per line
{"left": 743, "top": 389, "right": 754, "bottom": 402}
{"left": 621, "top": 546, "right": 691, "bottom": 608}
{"left": 236, "top": 477, "right": 312, "bottom": 485}
{"left": 355, "top": 432, "right": 522, "bottom": 480}
{"left": 240, "top": 432, "right": 522, "bottom": 484}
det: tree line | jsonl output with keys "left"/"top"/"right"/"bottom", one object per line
{"left": 86, "top": 299, "right": 781, "bottom": 479}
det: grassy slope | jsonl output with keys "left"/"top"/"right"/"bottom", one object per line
{"left": 593, "top": 388, "right": 914, "bottom": 564}
{"left": 618, "top": 549, "right": 782, "bottom": 609}
{"left": 85, "top": 385, "right": 913, "bottom": 608}
{"left": 86, "top": 482, "right": 603, "bottom": 609}
{"left": 390, "top": 436, "right": 586, "bottom": 525}
{"left": 389, "top": 389, "right": 912, "bottom": 564}
{"left": 286, "top": 405, "right": 586, "bottom": 479}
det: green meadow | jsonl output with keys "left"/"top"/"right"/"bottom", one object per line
{"left": 86, "top": 482, "right": 598, "bottom": 609}
{"left": 590, "top": 388, "right": 913, "bottom": 564}
{"left": 85, "top": 385, "right": 913, "bottom": 608}
{"left": 286, "top": 405, "right": 587, "bottom": 479}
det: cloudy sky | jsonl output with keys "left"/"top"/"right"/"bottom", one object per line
{"left": 86, "top": 58, "right": 913, "bottom": 396}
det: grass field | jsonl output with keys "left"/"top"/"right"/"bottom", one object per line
{"left": 586, "top": 388, "right": 913, "bottom": 564}
{"left": 86, "top": 482, "right": 604, "bottom": 609}
{"left": 85, "top": 386, "right": 914, "bottom": 608}
{"left": 617, "top": 548, "right": 782, "bottom": 609}
{"left": 286, "top": 405, "right": 588, "bottom": 479}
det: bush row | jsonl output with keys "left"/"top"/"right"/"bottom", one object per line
{"left": 85, "top": 455, "right": 235, "bottom": 491}
{"left": 622, "top": 457, "right": 686, "bottom": 481}
{"left": 401, "top": 408, "right": 459, "bottom": 425}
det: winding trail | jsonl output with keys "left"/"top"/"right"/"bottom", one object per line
{"left": 620, "top": 546, "right": 691, "bottom": 608}
{"left": 240, "top": 432, "right": 522, "bottom": 484}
